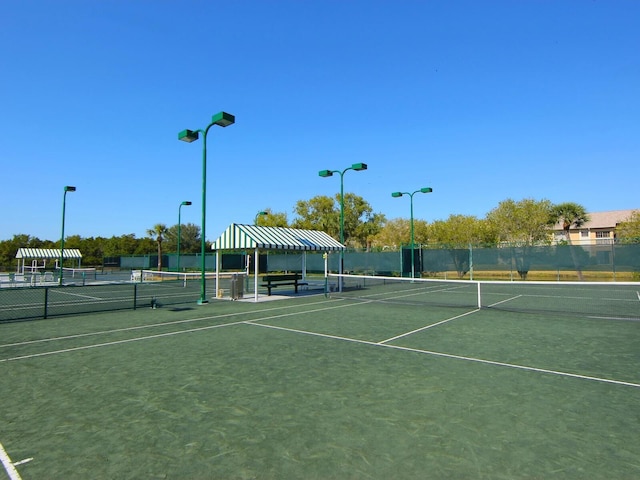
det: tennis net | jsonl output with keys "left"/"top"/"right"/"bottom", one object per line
{"left": 136, "top": 270, "right": 246, "bottom": 299}
{"left": 137, "top": 270, "right": 220, "bottom": 285}
{"left": 62, "top": 267, "right": 97, "bottom": 279}
{"left": 326, "top": 273, "right": 640, "bottom": 319}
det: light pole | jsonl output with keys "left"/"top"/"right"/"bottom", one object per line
{"left": 391, "top": 187, "right": 433, "bottom": 278}
{"left": 179, "top": 111, "right": 235, "bottom": 305}
{"left": 319, "top": 163, "right": 367, "bottom": 290}
{"left": 177, "top": 201, "right": 192, "bottom": 272}
{"left": 254, "top": 210, "right": 268, "bottom": 225}
{"left": 59, "top": 185, "right": 76, "bottom": 285}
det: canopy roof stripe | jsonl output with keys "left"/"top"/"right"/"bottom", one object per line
{"left": 212, "top": 224, "right": 344, "bottom": 251}
{"left": 16, "top": 248, "right": 82, "bottom": 259}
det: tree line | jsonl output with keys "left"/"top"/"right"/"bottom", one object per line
{"left": 1, "top": 195, "right": 639, "bottom": 271}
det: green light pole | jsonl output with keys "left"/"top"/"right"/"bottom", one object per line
{"left": 59, "top": 185, "right": 76, "bottom": 285}
{"left": 177, "top": 201, "right": 192, "bottom": 273}
{"left": 179, "top": 111, "right": 235, "bottom": 305}
{"left": 391, "top": 187, "right": 433, "bottom": 278}
{"left": 254, "top": 210, "right": 268, "bottom": 225}
{"left": 319, "top": 163, "right": 367, "bottom": 290}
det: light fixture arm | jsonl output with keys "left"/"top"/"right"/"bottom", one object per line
{"left": 391, "top": 187, "right": 432, "bottom": 278}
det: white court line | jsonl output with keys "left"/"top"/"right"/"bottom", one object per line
{"left": 0, "top": 297, "right": 337, "bottom": 349}
{"left": 4, "top": 297, "right": 639, "bottom": 389}
{"left": 246, "top": 321, "right": 640, "bottom": 389}
{"left": 587, "top": 315, "right": 640, "bottom": 322}
{"left": 51, "top": 289, "right": 103, "bottom": 300}
{"left": 378, "top": 309, "right": 480, "bottom": 344}
{"left": 345, "top": 284, "right": 468, "bottom": 302}
{"left": 0, "top": 442, "right": 22, "bottom": 480}
{"left": 487, "top": 295, "right": 522, "bottom": 308}
{"left": 0, "top": 300, "right": 356, "bottom": 363}
{"left": 0, "top": 319, "right": 253, "bottom": 362}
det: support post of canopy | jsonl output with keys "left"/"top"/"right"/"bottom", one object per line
{"left": 254, "top": 247, "right": 259, "bottom": 302}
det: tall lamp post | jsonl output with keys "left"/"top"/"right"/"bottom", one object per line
{"left": 391, "top": 187, "right": 433, "bottom": 278}
{"left": 254, "top": 210, "right": 268, "bottom": 225}
{"left": 178, "top": 111, "right": 235, "bottom": 305}
{"left": 59, "top": 185, "right": 76, "bottom": 285}
{"left": 319, "top": 163, "right": 368, "bottom": 290}
{"left": 177, "top": 201, "right": 192, "bottom": 272}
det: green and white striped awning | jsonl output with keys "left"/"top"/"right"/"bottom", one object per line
{"left": 212, "top": 224, "right": 345, "bottom": 251}
{"left": 16, "top": 248, "right": 83, "bottom": 259}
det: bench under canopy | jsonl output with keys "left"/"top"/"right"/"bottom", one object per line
{"left": 212, "top": 224, "right": 345, "bottom": 301}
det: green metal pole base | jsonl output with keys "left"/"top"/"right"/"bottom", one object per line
{"left": 197, "top": 299, "right": 209, "bottom": 305}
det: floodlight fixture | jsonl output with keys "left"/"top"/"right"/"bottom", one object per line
{"left": 392, "top": 186, "right": 433, "bottom": 278}
{"left": 177, "top": 200, "right": 193, "bottom": 273}
{"left": 318, "top": 163, "right": 369, "bottom": 291}
{"left": 211, "top": 111, "right": 235, "bottom": 127}
{"left": 59, "top": 185, "right": 77, "bottom": 285}
{"left": 178, "top": 129, "right": 199, "bottom": 143}
{"left": 178, "top": 111, "right": 235, "bottom": 304}
{"left": 255, "top": 210, "right": 268, "bottom": 225}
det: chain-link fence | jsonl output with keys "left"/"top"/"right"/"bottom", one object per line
{"left": 268, "top": 243, "right": 640, "bottom": 281}
{"left": 3, "top": 243, "right": 637, "bottom": 322}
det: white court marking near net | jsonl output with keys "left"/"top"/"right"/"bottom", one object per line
{"left": 2, "top": 298, "right": 639, "bottom": 390}
{"left": 0, "top": 441, "right": 23, "bottom": 480}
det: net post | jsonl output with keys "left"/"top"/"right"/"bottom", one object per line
{"left": 323, "top": 252, "right": 328, "bottom": 298}
{"left": 477, "top": 281, "right": 482, "bottom": 309}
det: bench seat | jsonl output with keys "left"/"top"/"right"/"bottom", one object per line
{"left": 261, "top": 274, "right": 308, "bottom": 296}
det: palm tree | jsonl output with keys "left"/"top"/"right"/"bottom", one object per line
{"left": 146, "top": 223, "right": 168, "bottom": 271}
{"left": 550, "top": 202, "right": 590, "bottom": 280}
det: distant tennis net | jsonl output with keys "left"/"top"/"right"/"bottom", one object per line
{"left": 327, "top": 273, "right": 640, "bottom": 319}
{"left": 137, "top": 270, "right": 221, "bottom": 285}
{"left": 61, "top": 267, "right": 97, "bottom": 279}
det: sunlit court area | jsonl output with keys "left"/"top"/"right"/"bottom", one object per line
{"left": 3, "top": 1, "right": 640, "bottom": 479}
{"left": 1, "top": 274, "right": 639, "bottom": 479}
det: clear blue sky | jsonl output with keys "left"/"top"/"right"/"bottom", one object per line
{"left": 2, "top": 1, "right": 638, "bottom": 242}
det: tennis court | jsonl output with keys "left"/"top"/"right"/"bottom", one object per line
{"left": 1, "top": 276, "right": 639, "bottom": 479}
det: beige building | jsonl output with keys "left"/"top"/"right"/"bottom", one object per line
{"left": 552, "top": 209, "right": 637, "bottom": 245}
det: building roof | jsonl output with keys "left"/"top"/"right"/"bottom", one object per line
{"left": 585, "top": 210, "right": 637, "bottom": 229}
{"left": 212, "top": 224, "right": 345, "bottom": 251}
{"left": 15, "top": 248, "right": 82, "bottom": 259}
{"left": 553, "top": 209, "right": 637, "bottom": 231}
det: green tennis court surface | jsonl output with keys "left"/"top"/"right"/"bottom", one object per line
{"left": 1, "top": 292, "right": 639, "bottom": 479}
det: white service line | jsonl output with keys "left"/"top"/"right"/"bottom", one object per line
{"left": 51, "top": 290, "right": 103, "bottom": 300}
{"left": 487, "top": 295, "right": 522, "bottom": 308}
{"left": 378, "top": 309, "right": 480, "bottom": 344}
{"left": 247, "top": 321, "right": 640, "bottom": 389}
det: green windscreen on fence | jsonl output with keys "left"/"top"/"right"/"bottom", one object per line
{"left": 327, "top": 273, "right": 640, "bottom": 319}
